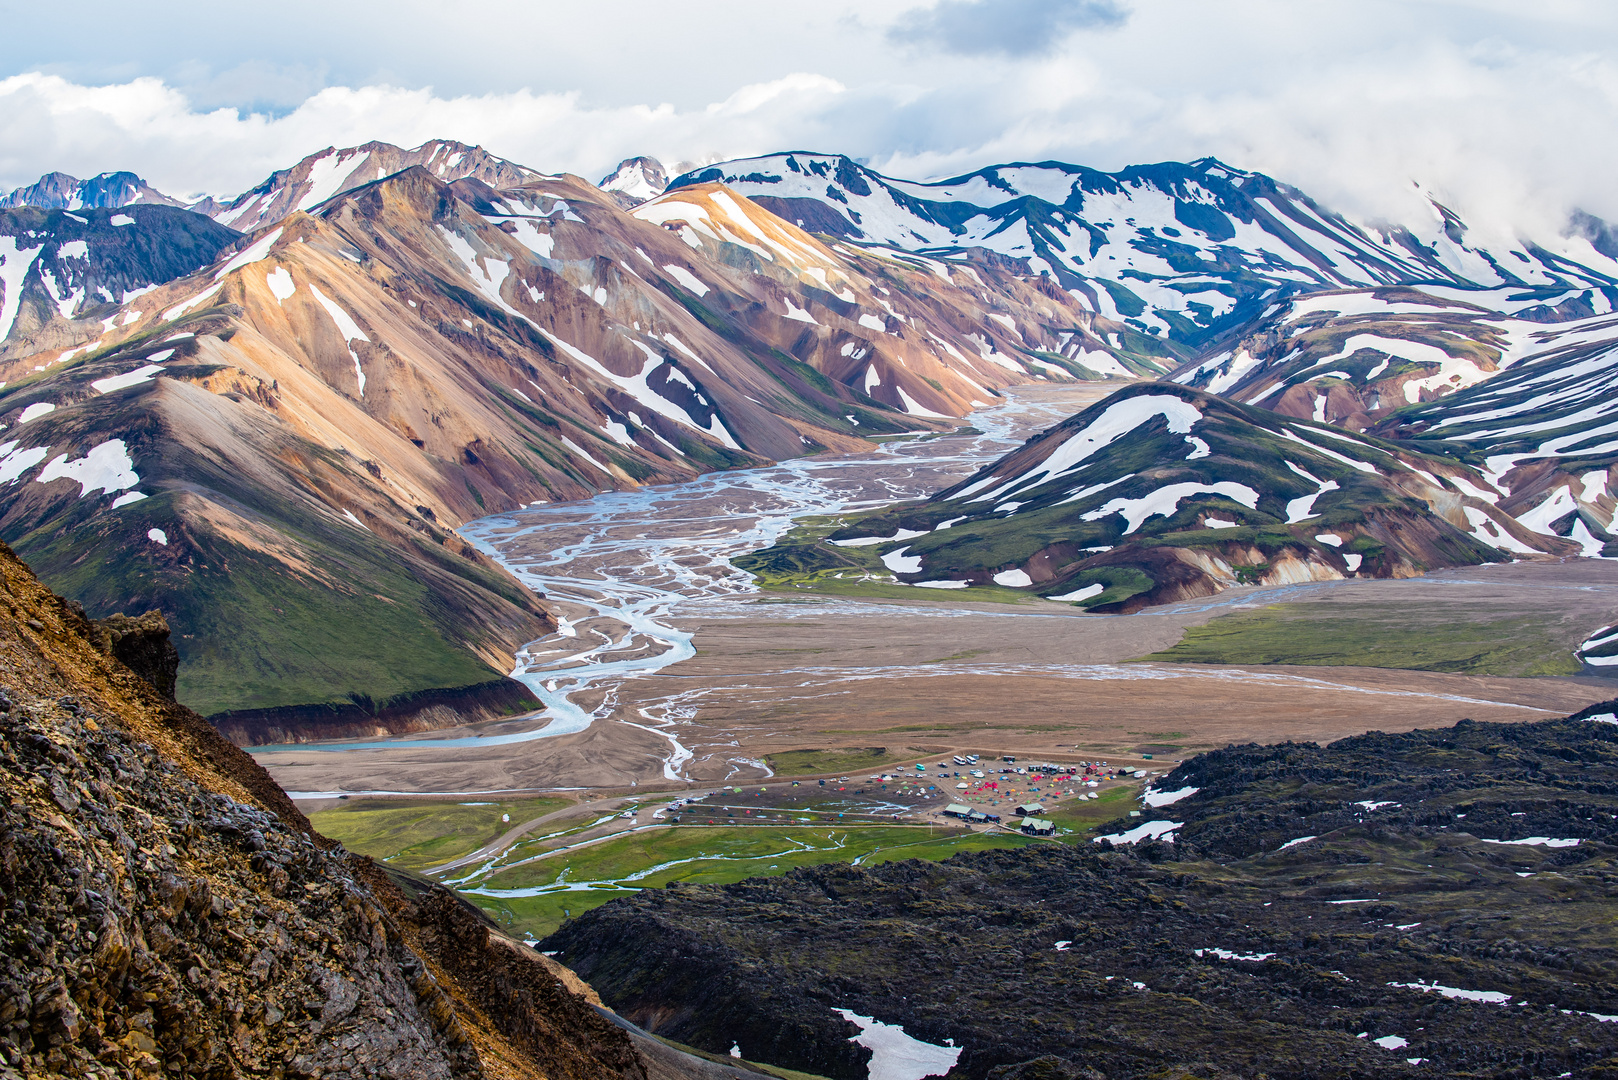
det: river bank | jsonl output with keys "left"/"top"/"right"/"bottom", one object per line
{"left": 250, "top": 384, "right": 1618, "bottom": 797}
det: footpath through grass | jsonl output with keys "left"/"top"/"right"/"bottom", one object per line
{"left": 463, "top": 823, "right": 1040, "bottom": 940}
{"left": 309, "top": 795, "right": 572, "bottom": 872}
{"left": 762, "top": 747, "right": 915, "bottom": 776}
{"left": 1044, "top": 785, "right": 1141, "bottom": 838}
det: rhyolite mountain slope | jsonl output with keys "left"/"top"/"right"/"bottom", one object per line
{"left": 0, "top": 170, "right": 184, "bottom": 211}
{"left": 747, "top": 382, "right": 1558, "bottom": 610}
{"left": 1367, "top": 311, "right": 1618, "bottom": 558}
{"left": 0, "top": 541, "right": 649, "bottom": 1080}
{"left": 545, "top": 706, "right": 1618, "bottom": 1080}
{"left": 0, "top": 163, "right": 1102, "bottom": 734}
{"left": 629, "top": 181, "right": 1111, "bottom": 416}
{"left": 1168, "top": 284, "right": 1618, "bottom": 430}
{"left": 673, "top": 152, "right": 1618, "bottom": 358}
{"left": 0, "top": 205, "right": 242, "bottom": 363}
{"left": 199, "top": 139, "right": 545, "bottom": 232}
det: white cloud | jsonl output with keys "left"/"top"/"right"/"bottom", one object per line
{"left": 2, "top": 0, "right": 1618, "bottom": 246}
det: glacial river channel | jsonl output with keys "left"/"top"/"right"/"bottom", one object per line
{"left": 259, "top": 383, "right": 1615, "bottom": 796}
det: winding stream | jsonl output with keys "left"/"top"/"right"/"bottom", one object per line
{"left": 249, "top": 386, "right": 1103, "bottom": 767}
{"left": 257, "top": 383, "right": 1589, "bottom": 785}
{"left": 450, "top": 388, "right": 1098, "bottom": 756}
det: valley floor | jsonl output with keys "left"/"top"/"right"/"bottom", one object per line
{"left": 261, "top": 559, "right": 1617, "bottom": 797}
{"left": 253, "top": 385, "right": 1618, "bottom": 950}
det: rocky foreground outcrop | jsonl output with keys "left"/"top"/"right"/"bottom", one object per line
{"left": 547, "top": 707, "right": 1618, "bottom": 1079}
{"left": 0, "top": 539, "right": 646, "bottom": 1079}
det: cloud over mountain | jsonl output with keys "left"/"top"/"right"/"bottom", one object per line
{"left": 3, "top": 2, "right": 1618, "bottom": 248}
{"left": 888, "top": 0, "right": 1129, "bottom": 56}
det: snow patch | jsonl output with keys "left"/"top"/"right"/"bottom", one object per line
{"left": 1094, "top": 820, "right": 1182, "bottom": 845}
{"left": 831, "top": 528, "right": 927, "bottom": 548}
{"left": 1194, "top": 948, "right": 1275, "bottom": 962}
{"left": 36, "top": 439, "right": 139, "bottom": 496}
{"left": 309, "top": 284, "right": 370, "bottom": 396}
{"left": 662, "top": 264, "right": 709, "bottom": 296}
{"left": 92, "top": 365, "right": 164, "bottom": 394}
{"left": 0, "top": 236, "right": 45, "bottom": 339}
{"left": 1083, "top": 481, "right": 1260, "bottom": 535}
{"left": 831, "top": 1009, "right": 962, "bottom": 1080}
{"left": 265, "top": 266, "right": 296, "bottom": 302}
{"left": 881, "top": 546, "right": 923, "bottom": 573}
{"left": 161, "top": 282, "right": 224, "bottom": 321}
{"left": 1389, "top": 982, "right": 1512, "bottom": 1005}
{"left": 1048, "top": 583, "right": 1105, "bottom": 602}
{"left": 896, "top": 387, "right": 953, "bottom": 419}
{"left": 214, "top": 228, "right": 283, "bottom": 280}
{"left": 784, "top": 297, "right": 817, "bottom": 323}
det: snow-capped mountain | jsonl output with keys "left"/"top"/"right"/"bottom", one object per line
{"left": 598, "top": 156, "right": 668, "bottom": 208}
{"left": 1372, "top": 315, "right": 1618, "bottom": 557}
{"left": 1168, "top": 283, "right": 1615, "bottom": 429}
{"left": 673, "top": 153, "right": 1618, "bottom": 358}
{"left": 201, "top": 139, "right": 544, "bottom": 232}
{"left": 0, "top": 171, "right": 185, "bottom": 211}
{"left": 0, "top": 205, "right": 241, "bottom": 361}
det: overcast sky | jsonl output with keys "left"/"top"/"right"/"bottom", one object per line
{"left": 3, "top": 0, "right": 1616, "bottom": 239}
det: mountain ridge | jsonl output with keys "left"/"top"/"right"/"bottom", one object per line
{"left": 0, "top": 161, "right": 1103, "bottom": 732}
{"left": 8, "top": 137, "right": 1618, "bottom": 731}
{"left": 739, "top": 381, "right": 1573, "bottom": 610}
{"left": 670, "top": 151, "right": 1618, "bottom": 364}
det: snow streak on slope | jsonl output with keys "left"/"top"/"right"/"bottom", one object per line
{"left": 1171, "top": 285, "right": 1618, "bottom": 430}
{"left": 1376, "top": 311, "right": 1618, "bottom": 557}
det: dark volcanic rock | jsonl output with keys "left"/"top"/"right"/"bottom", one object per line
{"left": 546, "top": 708, "right": 1618, "bottom": 1080}
{"left": 93, "top": 610, "right": 180, "bottom": 699}
{"left": 0, "top": 686, "right": 476, "bottom": 1078}
{"left": 0, "top": 540, "right": 647, "bottom": 1079}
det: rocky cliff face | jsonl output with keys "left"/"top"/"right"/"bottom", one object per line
{"left": 0, "top": 540, "right": 645, "bottom": 1079}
